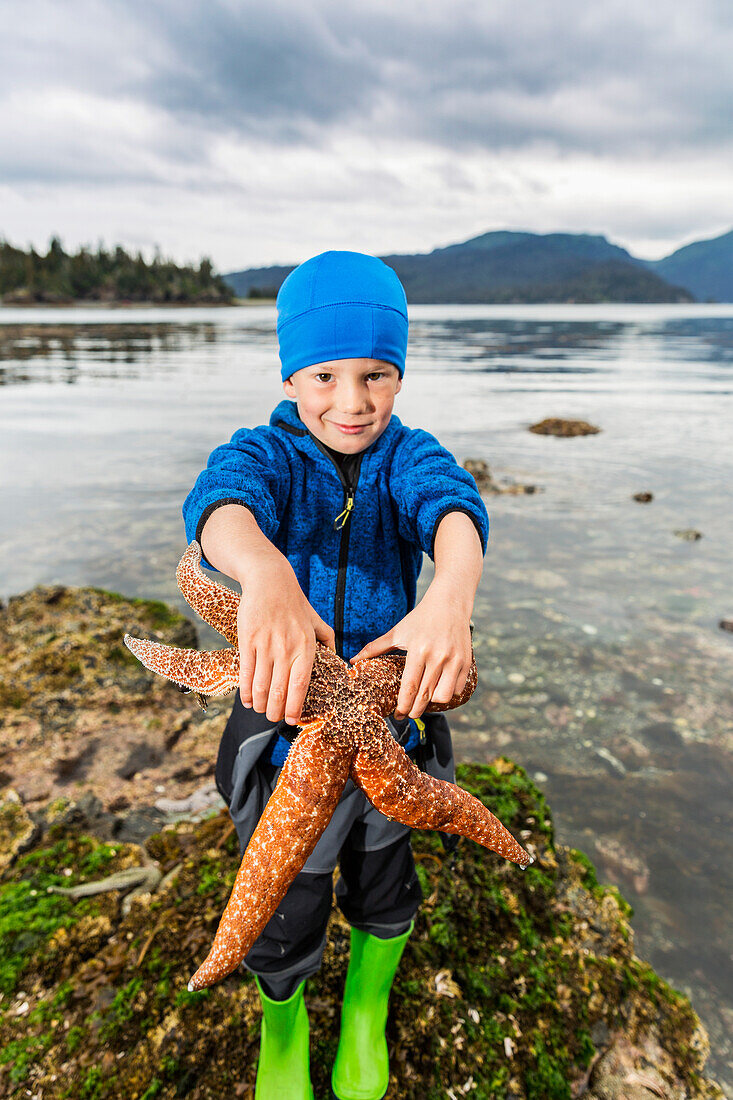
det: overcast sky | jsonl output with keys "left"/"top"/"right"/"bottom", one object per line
{"left": 1, "top": 0, "right": 731, "bottom": 271}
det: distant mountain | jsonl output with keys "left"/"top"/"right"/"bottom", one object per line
{"left": 225, "top": 264, "right": 294, "bottom": 300}
{"left": 224, "top": 230, "right": 694, "bottom": 304}
{"left": 645, "top": 229, "right": 733, "bottom": 302}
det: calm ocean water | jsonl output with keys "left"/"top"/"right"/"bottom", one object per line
{"left": 2, "top": 303, "right": 732, "bottom": 1089}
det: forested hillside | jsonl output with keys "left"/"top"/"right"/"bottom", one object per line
{"left": 0, "top": 237, "right": 235, "bottom": 305}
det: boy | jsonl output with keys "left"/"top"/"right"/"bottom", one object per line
{"left": 182, "top": 250, "right": 488, "bottom": 1100}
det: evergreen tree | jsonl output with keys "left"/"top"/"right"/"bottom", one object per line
{"left": 0, "top": 237, "right": 235, "bottom": 304}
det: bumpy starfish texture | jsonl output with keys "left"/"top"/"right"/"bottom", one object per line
{"left": 124, "top": 541, "right": 534, "bottom": 991}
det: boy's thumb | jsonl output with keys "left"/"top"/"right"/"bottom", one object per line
{"left": 350, "top": 631, "right": 392, "bottom": 663}
{"left": 312, "top": 614, "right": 336, "bottom": 651}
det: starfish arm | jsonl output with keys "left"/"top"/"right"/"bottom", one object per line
{"left": 351, "top": 651, "right": 478, "bottom": 716}
{"left": 350, "top": 716, "right": 533, "bottom": 869}
{"left": 123, "top": 635, "right": 239, "bottom": 696}
{"left": 297, "top": 642, "right": 352, "bottom": 722}
{"left": 187, "top": 716, "right": 354, "bottom": 990}
{"left": 175, "top": 541, "right": 240, "bottom": 645}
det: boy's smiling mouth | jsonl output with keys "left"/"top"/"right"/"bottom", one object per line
{"left": 330, "top": 421, "right": 372, "bottom": 433}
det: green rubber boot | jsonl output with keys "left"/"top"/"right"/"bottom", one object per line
{"left": 254, "top": 976, "right": 314, "bottom": 1100}
{"left": 331, "top": 922, "right": 413, "bottom": 1100}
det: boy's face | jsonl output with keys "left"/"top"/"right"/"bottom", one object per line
{"left": 283, "top": 357, "right": 402, "bottom": 454}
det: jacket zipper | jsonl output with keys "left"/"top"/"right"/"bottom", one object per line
{"left": 297, "top": 430, "right": 363, "bottom": 657}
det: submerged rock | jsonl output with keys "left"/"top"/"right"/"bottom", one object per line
{"left": 462, "top": 458, "right": 539, "bottom": 495}
{"left": 673, "top": 529, "right": 703, "bottom": 541}
{"left": 528, "top": 417, "right": 601, "bottom": 437}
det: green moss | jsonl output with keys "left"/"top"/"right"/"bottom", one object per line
{"left": 576, "top": 1027, "right": 596, "bottom": 1068}
{"left": 0, "top": 836, "right": 121, "bottom": 995}
{"left": 174, "top": 987, "right": 211, "bottom": 1008}
{"left": 0, "top": 683, "right": 30, "bottom": 709}
{"left": 24, "top": 647, "right": 84, "bottom": 689}
{"left": 0, "top": 879, "right": 90, "bottom": 995}
{"left": 65, "top": 1025, "right": 85, "bottom": 1054}
{"left": 0, "top": 988, "right": 77, "bottom": 1084}
{"left": 79, "top": 1066, "right": 106, "bottom": 1099}
{"left": 47, "top": 797, "right": 71, "bottom": 816}
{"left": 196, "top": 856, "right": 235, "bottom": 897}
{"left": 457, "top": 759, "right": 554, "bottom": 846}
{"left": 89, "top": 588, "right": 125, "bottom": 603}
{"left": 0, "top": 760, "right": 715, "bottom": 1100}
{"left": 607, "top": 883, "right": 634, "bottom": 921}
{"left": 89, "top": 588, "right": 185, "bottom": 630}
{"left": 107, "top": 644, "right": 138, "bottom": 666}
{"left": 525, "top": 1031, "right": 572, "bottom": 1099}
{"left": 129, "top": 596, "right": 183, "bottom": 629}
{"left": 98, "top": 977, "right": 143, "bottom": 1042}
{"left": 52, "top": 980, "right": 74, "bottom": 1007}
{"left": 568, "top": 847, "right": 607, "bottom": 902}
{"left": 79, "top": 843, "right": 119, "bottom": 876}
{"left": 0, "top": 1032, "right": 55, "bottom": 1085}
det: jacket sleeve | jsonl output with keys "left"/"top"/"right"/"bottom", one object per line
{"left": 390, "top": 428, "right": 489, "bottom": 560}
{"left": 182, "top": 425, "right": 291, "bottom": 571}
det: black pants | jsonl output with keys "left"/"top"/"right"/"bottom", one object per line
{"left": 251, "top": 832, "right": 422, "bottom": 1000}
{"left": 217, "top": 695, "right": 455, "bottom": 1000}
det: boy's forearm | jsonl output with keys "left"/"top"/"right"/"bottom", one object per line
{"left": 200, "top": 503, "right": 291, "bottom": 584}
{"left": 430, "top": 511, "right": 484, "bottom": 614}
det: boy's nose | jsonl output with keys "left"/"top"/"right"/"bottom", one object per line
{"left": 338, "top": 389, "right": 373, "bottom": 414}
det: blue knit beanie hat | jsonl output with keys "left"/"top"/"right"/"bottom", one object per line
{"left": 276, "top": 250, "right": 408, "bottom": 382}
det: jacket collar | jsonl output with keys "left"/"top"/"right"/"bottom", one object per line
{"left": 269, "top": 398, "right": 402, "bottom": 472}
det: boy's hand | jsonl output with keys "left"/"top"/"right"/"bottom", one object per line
{"left": 235, "top": 558, "right": 335, "bottom": 726}
{"left": 349, "top": 579, "right": 473, "bottom": 720}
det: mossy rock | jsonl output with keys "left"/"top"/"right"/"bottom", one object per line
{"left": 0, "top": 761, "right": 722, "bottom": 1098}
{"left": 528, "top": 418, "right": 601, "bottom": 437}
{"left": 0, "top": 791, "right": 39, "bottom": 875}
{"left": 0, "top": 583, "right": 207, "bottom": 809}
{"left": 0, "top": 585, "right": 196, "bottom": 710}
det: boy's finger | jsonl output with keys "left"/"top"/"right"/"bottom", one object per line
{"left": 238, "top": 644, "right": 256, "bottom": 707}
{"left": 408, "top": 665, "right": 441, "bottom": 719}
{"left": 313, "top": 617, "right": 336, "bottom": 651}
{"left": 266, "top": 661, "right": 290, "bottom": 724}
{"left": 395, "top": 656, "right": 425, "bottom": 718}
{"left": 251, "top": 654, "right": 274, "bottom": 715}
{"left": 431, "top": 661, "right": 466, "bottom": 705}
{"left": 284, "top": 652, "right": 313, "bottom": 726}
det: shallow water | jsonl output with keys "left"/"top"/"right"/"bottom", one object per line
{"left": 2, "top": 302, "right": 732, "bottom": 1090}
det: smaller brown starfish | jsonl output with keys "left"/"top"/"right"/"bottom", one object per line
{"left": 124, "top": 542, "right": 534, "bottom": 991}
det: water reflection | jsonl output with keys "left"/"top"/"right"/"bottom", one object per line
{"left": 0, "top": 318, "right": 279, "bottom": 384}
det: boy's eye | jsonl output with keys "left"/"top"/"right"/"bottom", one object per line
{"left": 314, "top": 372, "right": 385, "bottom": 382}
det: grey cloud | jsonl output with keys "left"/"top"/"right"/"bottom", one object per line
{"left": 134, "top": 0, "right": 380, "bottom": 143}
{"left": 124, "top": 0, "right": 733, "bottom": 155}
{"left": 0, "top": 0, "right": 731, "bottom": 190}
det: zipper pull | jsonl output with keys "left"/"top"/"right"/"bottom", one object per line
{"left": 333, "top": 490, "right": 354, "bottom": 530}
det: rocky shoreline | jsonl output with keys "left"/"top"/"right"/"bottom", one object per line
{"left": 0, "top": 584, "right": 725, "bottom": 1098}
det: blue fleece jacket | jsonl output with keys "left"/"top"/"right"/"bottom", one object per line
{"left": 182, "top": 397, "right": 489, "bottom": 663}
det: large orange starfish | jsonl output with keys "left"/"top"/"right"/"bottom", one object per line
{"left": 124, "top": 542, "right": 533, "bottom": 991}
